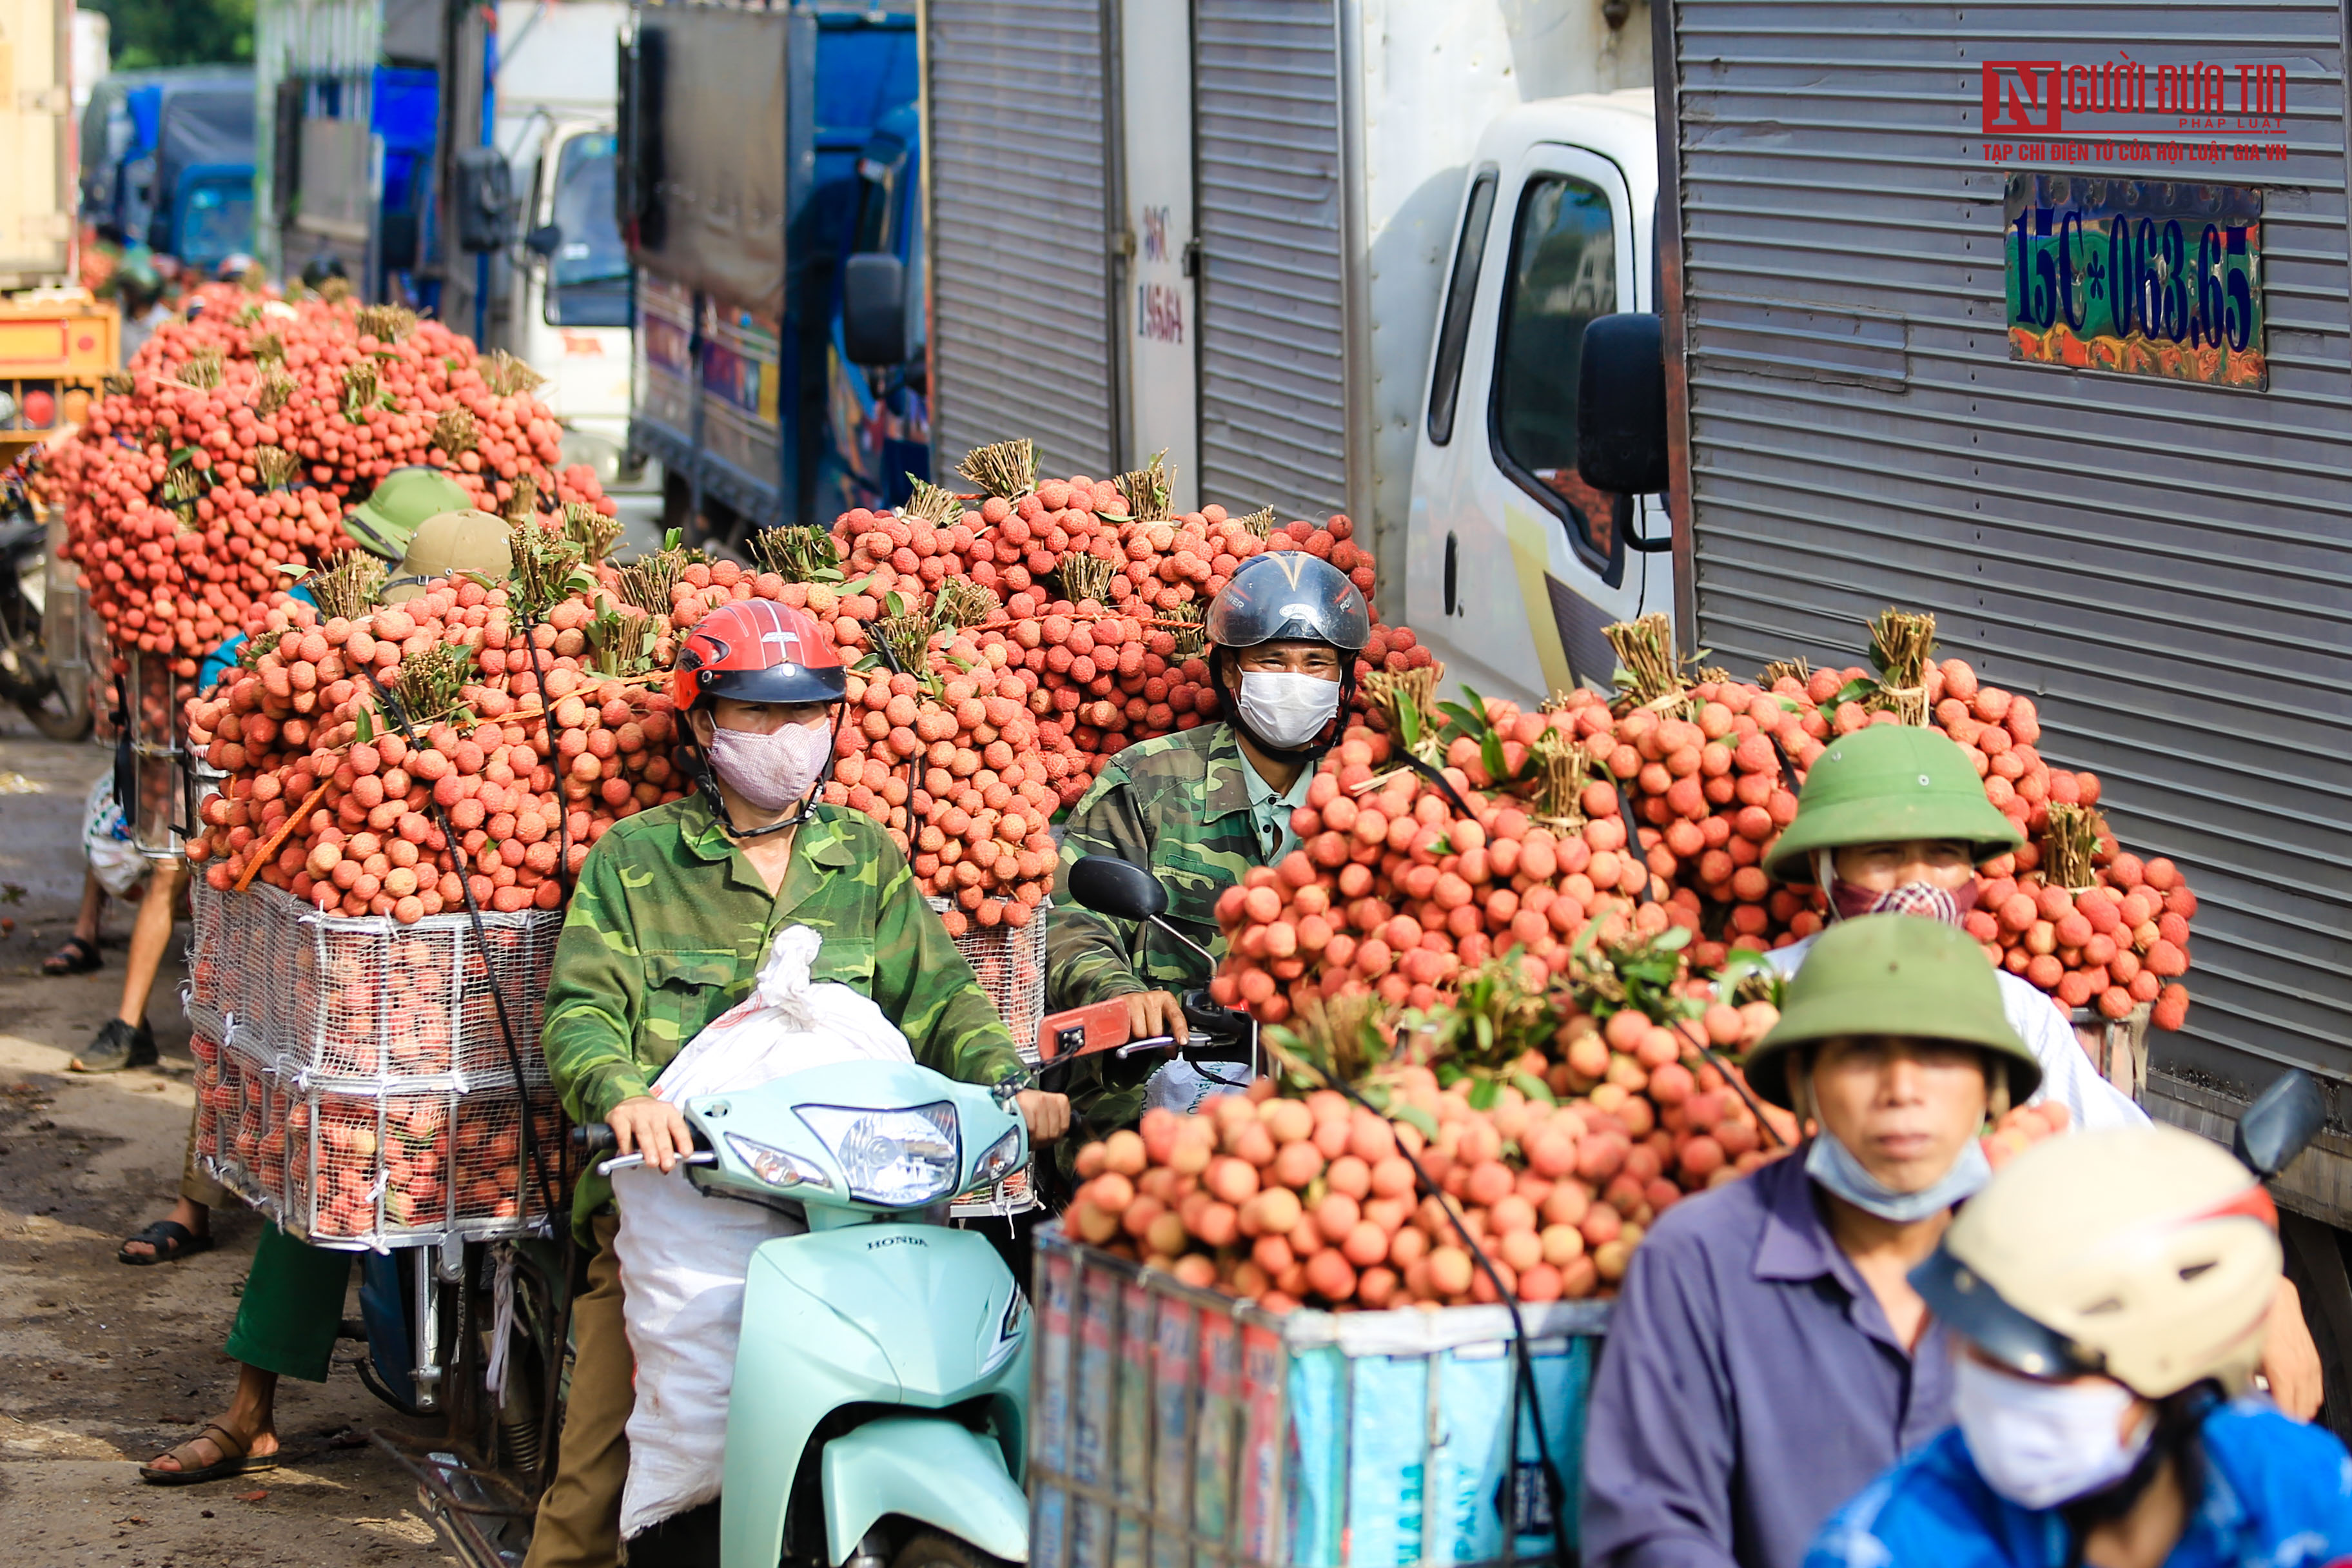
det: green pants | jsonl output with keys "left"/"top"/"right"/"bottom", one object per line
{"left": 224, "top": 1224, "right": 355, "bottom": 1383}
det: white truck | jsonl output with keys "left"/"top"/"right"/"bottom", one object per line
{"left": 474, "top": 0, "right": 632, "bottom": 483}
{"left": 920, "top": 0, "right": 1658, "bottom": 660}
{"left": 927, "top": 0, "right": 2352, "bottom": 1426}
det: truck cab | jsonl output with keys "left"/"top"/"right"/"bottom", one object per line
{"left": 144, "top": 76, "right": 257, "bottom": 272}
{"left": 1404, "top": 91, "right": 1665, "bottom": 707}
{"left": 514, "top": 120, "right": 632, "bottom": 485}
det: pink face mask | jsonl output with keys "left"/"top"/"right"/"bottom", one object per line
{"left": 1829, "top": 876, "right": 1981, "bottom": 926}
{"left": 703, "top": 718, "right": 833, "bottom": 812}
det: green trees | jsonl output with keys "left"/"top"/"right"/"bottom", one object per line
{"left": 84, "top": 0, "right": 256, "bottom": 70}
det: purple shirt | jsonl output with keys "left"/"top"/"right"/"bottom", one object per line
{"left": 1580, "top": 1148, "right": 1955, "bottom": 1568}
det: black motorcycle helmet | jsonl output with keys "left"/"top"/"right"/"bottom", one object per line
{"left": 1202, "top": 550, "right": 1372, "bottom": 760}
{"left": 300, "top": 252, "right": 348, "bottom": 292}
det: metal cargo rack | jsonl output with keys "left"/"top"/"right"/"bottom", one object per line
{"left": 1030, "top": 1225, "right": 1612, "bottom": 1568}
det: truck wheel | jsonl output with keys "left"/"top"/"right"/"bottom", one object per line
{"left": 890, "top": 1529, "right": 1011, "bottom": 1568}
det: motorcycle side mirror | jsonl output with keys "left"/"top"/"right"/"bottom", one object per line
{"left": 524, "top": 223, "right": 563, "bottom": 259}
{"left": 1067, "top": 855, "right": 1167, "bottom": 923}
{"left": 2235, "top": 1068, "right": 2326, "bottom": 1179}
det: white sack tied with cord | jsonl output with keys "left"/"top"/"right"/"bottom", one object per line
{"left": 611, "top": 923, "right": 913, "bottom": 1539}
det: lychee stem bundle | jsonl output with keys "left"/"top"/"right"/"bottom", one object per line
{"left": 956, "top": 438, "right": 1035, "bottom": 501}
{"left": 1866, "top": 607, "right": 1936, "bottom": 725}
{"left": 1605, "top": 612, "right": 1687, "bottom": 712}
{"left": 307, "top": 549, "right": 386, "bottom": 622}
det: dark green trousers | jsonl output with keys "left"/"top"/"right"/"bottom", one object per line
{"left": 223, "top": 1223, "right": 353, "bottom": 1382}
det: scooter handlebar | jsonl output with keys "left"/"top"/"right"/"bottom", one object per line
{"left": 571, "top": 1123, "right": 618, "bottom": 1155}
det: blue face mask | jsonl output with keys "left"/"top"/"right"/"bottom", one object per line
{"left": 1806, "top": 1130, "right": 1990, "bottom": 1222}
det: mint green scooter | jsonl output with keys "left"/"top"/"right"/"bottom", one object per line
{"left": 592, "top": 1060, "right": 1035, "bottom": 1568}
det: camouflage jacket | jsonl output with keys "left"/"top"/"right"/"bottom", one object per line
{"left": 542, "top": 794, "right": 1027, "bottom": 1243}
{"left": 1047, "top": 721, "right": 1277, "bottom": 1004}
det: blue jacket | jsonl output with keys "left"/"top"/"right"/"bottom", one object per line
{"left": 1806, "top": 1400, "right": 2352, "bottom": 1568}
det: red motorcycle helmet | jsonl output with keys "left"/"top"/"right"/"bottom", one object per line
{"left": 669, "top": 599, "right": 848, "bottom": 712}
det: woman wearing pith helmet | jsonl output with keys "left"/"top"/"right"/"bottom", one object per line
{"left": 1758, "top": 723, "right": 2144, "bottom": 1132}
{"left": 1756, "top": 722, "right": 2323, "bottom": 1422}
{"left": 1584, "top": 914, "right": 2046, "bottom": 1568}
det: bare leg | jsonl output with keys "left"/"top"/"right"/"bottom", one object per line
{"left": 144, "top": 1362, "right": 282, "bottom": 1475}
{"left": 116, "top": 859, "right": 186, "bottom": 1026}
{"left": 76, "top": 872, "right": 104, "bottom": 945}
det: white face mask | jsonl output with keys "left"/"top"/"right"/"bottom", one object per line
{"left": 1952, "top": 1355, "right": 2155, "bottom": 1511}
{"left": 1236, "top": 669, "right": 1341, "bottom": 751}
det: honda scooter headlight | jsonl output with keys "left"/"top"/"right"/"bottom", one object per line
{"left": 725, "top": 1133, "right": 833, "bottom": 1193}
{"left": 798, "top": 1102, "right": 961, "bottom": 1206}
{"left": 970, "top": 1126, "right": 1024, "bottom": 1188}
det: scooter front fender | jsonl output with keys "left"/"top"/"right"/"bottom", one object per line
{"left": 720, "top": 1226, "right": 1028, "bottom": 1568}
{"left": 821, "top": 1416, "right": 1029, "bottom": 1565}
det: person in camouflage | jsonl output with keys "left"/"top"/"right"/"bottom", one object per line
{"left": 1046, "top": 551, "right": 1372, "bottom": 1126}
{"left": 524, "top": 598, "right": 1068, "bottom": 1568}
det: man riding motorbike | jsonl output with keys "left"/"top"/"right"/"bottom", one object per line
{"left": 1044, "top": 549, "right": 1369, "bottom": 1114}
{"left": 1808, "top": 1124, "right": 2352, "bottom": 1567}
{"left": 1583, "top": 913, "right": 2043, "bottom": 1568}
{"left": 139, "top": 497, "right": 514, "bottom": 1475}
{"left": 525, "top": 598, "right": 1068, "bottom": 1567}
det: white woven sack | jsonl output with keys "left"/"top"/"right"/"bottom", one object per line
{"left": 612, "top": 923, "right": 912, "bottom": 1539}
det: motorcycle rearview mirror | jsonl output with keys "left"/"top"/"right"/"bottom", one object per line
{"left": 1068, "top": 854, "right": 1217, "bottom": 969}
{"left": 524, "top": 222, "right": 563, "bottom": 259}
{"left": 2234, "top": 1068, "right": 2326, "bottom": 1179}
{"left": 1576, "top": 312, "right": 1670, "bottom": 496}
{"left": 1068, "top": 854, "right": 1166, "bottom": 922}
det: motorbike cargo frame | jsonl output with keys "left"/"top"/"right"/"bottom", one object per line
{"left": 1030, "top": 1225, "right": 1612, "bottom": 1568}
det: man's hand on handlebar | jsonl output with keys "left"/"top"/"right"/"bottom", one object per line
{"left": 608, "top": 1095, "right": 694, "bottom": 1173}
{"left": 1124, "top": 989, "right": 1190, "bottom": 1046}
{"left": 1017, "top": 1090, "right": 1071, "bottom": 1144}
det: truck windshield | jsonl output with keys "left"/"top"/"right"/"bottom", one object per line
{"left": 547, "top": 132, "right": 629, "bottom": 327}
{"left": 1491, "top": 174, "right": 1618, "bottom": 565}
{"left": 180, "top": 179, "right": 255, "bottom": 270}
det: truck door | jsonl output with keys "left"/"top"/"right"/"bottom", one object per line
{"left": 1406, "top": 142, "right": 1660, "bottom": 704}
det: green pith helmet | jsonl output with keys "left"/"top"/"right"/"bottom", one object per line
{"left": 342, "top": 467, "right": 474, "bottom": 563}
{"left": 383, "top": 509, "right": 514, "bottom": 603}
{"left": 1762, "top": 723, "right": 2023, "bottom": 881}
{"left": 1744, "top": 913, "right": 2041, "bottom": 1109}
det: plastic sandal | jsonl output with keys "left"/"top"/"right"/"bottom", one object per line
{"left": 118, "top": 1219, "right": 213, "bottom": 1266}
{"left": 139, "top": 1422, "right": 278, "bottom": 1486}
{"left": 40, "top": 936, "right": 102, "bottom": 975}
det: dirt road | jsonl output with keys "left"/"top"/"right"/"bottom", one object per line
{"left": 0, "top": 722, "right": 457, "bottom": 1567}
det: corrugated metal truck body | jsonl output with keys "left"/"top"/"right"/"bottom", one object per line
{"left": 1645, "top": 1, "right": 2352, "bottom": 1226}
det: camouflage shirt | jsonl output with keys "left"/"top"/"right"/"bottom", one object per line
{"left": 542, "top": 792, "right": 1027, "bottom": 1242}
{"left": 1046, "top": 721, "right": 1278, "bottom": 1005}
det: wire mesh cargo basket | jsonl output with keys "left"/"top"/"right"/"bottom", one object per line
{"left": 933, "top": 897, "right": 1048, "bottom": 1217}
{"left": 275, "top": 1083, "right": 564, "bottom": 1246}
{"left": 933, "top": 895, "right": 1050, "bottom": 1058}
{"left": 190, "top": 887, "right": 569, "bottom": 1251}
{"left": 199, "top": 1046, "right": 565, "bottom": 1251}
{"left": 1030, "top": 1226, "right": 1610, "bottom": 1568}
{"left": 191, "top": 879, "right": 561, "bottom": 1083}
